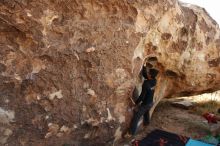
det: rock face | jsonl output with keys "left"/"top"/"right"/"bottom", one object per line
{"left": 0, "top": 0, "right": 220, "bottom": 145}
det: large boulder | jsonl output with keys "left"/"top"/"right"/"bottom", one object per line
{"left": 0, "top": 0, "right": 219, "bottom": 145}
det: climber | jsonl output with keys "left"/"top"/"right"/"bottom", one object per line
{"left": 125, "top": 67, "right": 159, "bottom": 137}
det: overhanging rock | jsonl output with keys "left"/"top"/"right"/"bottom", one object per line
{"left": 0, "top": 0, "right": 220, "bottom": 145}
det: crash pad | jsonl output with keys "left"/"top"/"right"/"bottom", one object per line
{"left": 186, "top": 139, "right": 215, "bottom": 146}
{"left": 138, "top": 129, "right": 189, "bottom": 146}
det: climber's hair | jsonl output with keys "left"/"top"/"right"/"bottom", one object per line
{"left": 149, "top": 69, "right": 159, "bottom": 79}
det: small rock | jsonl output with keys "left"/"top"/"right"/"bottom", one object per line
{"left": 5, "top": 99, "right": 10, "bottom": 103}
{"left": 45, "top": 115, "right": 49, "bottom": 120}
{"left": 45, "top": 132, "right": 53, "bottom": 139}
{"left": 45, "top": 123, "right": 59, "bottom": 138}
{"left": 84, "top": 133, "right": 90, "bottom": 139}
{"left": 4, "top": 129, "right": 12, "bottom": 136}
{"left": 83, "top": 82, "right": 89, "bottom": 89}
{"left": 0, "top": 137, "right": 8, "bottom": 145}
{"left": 85, "top": 118, "right": 100, "bottom": 126}
{"left": 85, "top": 47, "right": 95, "bottom": 53}
{"left": 171, "top": 100, "right": 194, "bottom": 110}
{"left": 32, "top": 115, "right": 42, "bottom": 126}
{"left": 74, "top": 52, "right": 80, "bottom": 60}
{"left": 0, "top": 128, "right": 13, "bottom": 144}
{"left": 107, "top": 108, "right": 115, "bottom": 121}
{"left": 73, "top": 125, "right": 78, "bottom": 129}
{"left": 114, "top": 127, "right": 122, "bottom": 142}
{"left": 26, "top": 73, "right": 35, "bottom": 80}
{"left": 82, "top": 105, "right": 86, "bottom": 112}
{"left": 31, "top": 58, "right": 46, "bottom": 74}
{"left": 110, "top": 126, "right": 114, "bottom": 129}
{"left": 14, "top": 74, "right": 22, "bottom": 81}
{"left": 80, "top": 121, "right": 85, "bottom": 125}
{"left": 60, "top": 125, "right": 71, "bottom": 134}
{"left": 100, "top": 117, "right": 105, "bottom": 123}
{"left": 27, "top": 12, "right": 32, "bottom": 17}
{"left": 37, "top": 95, "right": 41, "bottom": 100}
{"left": 56, "top": 132, "right": 64, "bottom": 137}
{"left": 49, "top": 90, "right": 63, "bottom": 100}
{"left": 87, "top": 89, "right": 96, "bottom": 97}
{"left": 0, "top": 107, "right": 15, "bottom": 124}
{"left": 39, "top": 100, "right": 52, "bottom": 111}
{"left": 48, "top": 123, "right": 59, "bottom": 131}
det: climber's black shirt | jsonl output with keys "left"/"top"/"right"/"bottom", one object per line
{"left": 135, "top": 79, "right": 156, "bottom": 106}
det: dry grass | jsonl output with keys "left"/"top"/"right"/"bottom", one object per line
{"left": 190, "top": 100, "right": 220, "bottom": 115}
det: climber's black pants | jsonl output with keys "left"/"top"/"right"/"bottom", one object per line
{"left": 129, "top": 103, "right": 153, "bottom": 135}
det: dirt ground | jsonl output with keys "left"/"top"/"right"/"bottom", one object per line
{"left": 2, "top": 97, "right": 219, "bottom": 146}
{"left": 117, "top": 100, "right": 220, "bottom": 146}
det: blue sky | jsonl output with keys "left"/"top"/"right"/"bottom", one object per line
{"left": 180, "top": 0, "right": 220, "bottom": 25}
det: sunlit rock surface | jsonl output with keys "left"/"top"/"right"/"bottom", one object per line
{"left": 0, "top": 0, "right": 219, "bottom": 145}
